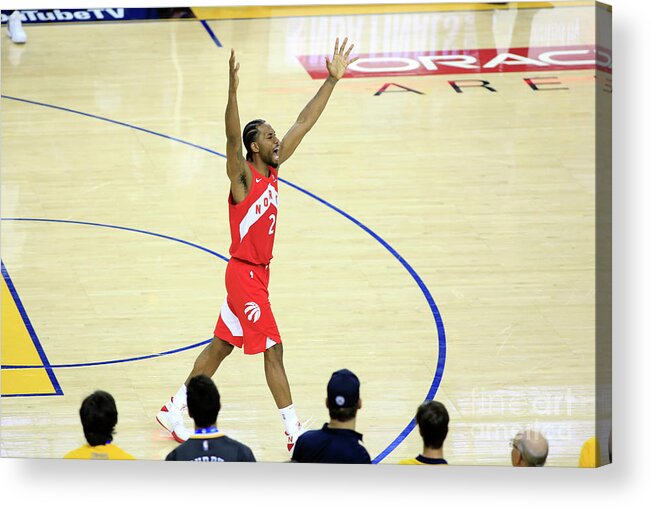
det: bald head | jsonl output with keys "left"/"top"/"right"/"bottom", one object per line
{"left": 511, "top": 430, "right": 548, "bottom": 467}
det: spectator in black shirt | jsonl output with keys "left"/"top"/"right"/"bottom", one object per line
{"left": 165, "top": 375, "right": 255, "bottom": 462}
{"left": 291, "top": 369, "right": 371, "bottom": 464}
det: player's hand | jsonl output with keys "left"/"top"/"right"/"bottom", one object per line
{"left": 325, "top": 37, "right": 359, "bottom": 81}
{"left": 229, "top": 48, "right": 240, "bottom": 91}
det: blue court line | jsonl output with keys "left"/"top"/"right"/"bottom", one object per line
{"left": 200, "top": 19, "right": 222, "bottom": 47}
{"left": 279, "top": 180, "right": 447, "bottom": 463}
{"left": 2, "top": 392, "right": 64, "bottom": 398}
{"left": 0, "top": 218, "right": 229, "bottom": 262}
{"left": 3, "top": 336, "right": 212, "bottom": 369}
{"left": 1, "top": 95, "right": 226, "bottom": 159}
{"left": 0, "top": 95, "right": 446, "bottom": 463}
{"left": 1, "top": 261, "right": 64, "bottom": 397}
{"left": 0, "top": 218, "right": 221, "bottom": 369}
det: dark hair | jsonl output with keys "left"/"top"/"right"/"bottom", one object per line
{"left": 327, "top": 405, "right": 358, "bottom": 422}
{"left": 79, "top": 390, "right": 118, "bottom": 446}
{"left": 187, "top": 375, "right": 221, "bottom": 428}
{"left": 416, "top": 400, "right": 449, "bottom": 450}
{"left": 243, "top": 119, "right": 266, "bottom": 161}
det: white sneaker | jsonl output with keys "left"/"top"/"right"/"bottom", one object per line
{"left": 285, "top": 417, "right": 313, "bottom": 452}
{"left": 156, "top": 398, "right": 191, "bottom": 443}
{"left": 7, "top": 11, "right": 26, "bottom": 44}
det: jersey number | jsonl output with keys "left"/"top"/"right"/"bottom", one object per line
{"left": 268, "top": 214, "right": 276, "bottom": 235}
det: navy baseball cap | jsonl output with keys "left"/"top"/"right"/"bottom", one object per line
{"left": 327, "top": 369, "right": 360, "bottom": 408}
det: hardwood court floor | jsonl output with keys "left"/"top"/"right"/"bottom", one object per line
{"left": 1, "top": 2, "right": 606, "bottom": 465}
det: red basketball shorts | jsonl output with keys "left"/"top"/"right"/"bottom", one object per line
{"left": 214, "top": 258, "right": 281, "bottom": 355}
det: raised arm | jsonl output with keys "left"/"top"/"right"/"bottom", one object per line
{"left": 225, "top": 49, "right": 251, "bottom": 203}
{"left": 278, "top": 37, "right": 358, "bottom": 166}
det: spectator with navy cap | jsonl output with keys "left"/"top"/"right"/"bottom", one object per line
{"left": 291, "top": 368, "right": 371, "bottom": 464}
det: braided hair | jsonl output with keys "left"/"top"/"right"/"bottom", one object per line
{"left": 243, "top": 119, "right": 266, "bottom": 161}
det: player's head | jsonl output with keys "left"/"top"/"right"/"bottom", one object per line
{"left": 187, "top": 375, "right": 221, "bottom": 429}
{"left": 243, "top": 119, "right": 280, "bottom": 168}
{"left": 79, "top": 390, "right": 118, "bottom": 446}
{"left": 416, "top": 400, "right": 449, "bottom": 450}
{"left": 326, "top": 369, "right": 361, "bottom": 422}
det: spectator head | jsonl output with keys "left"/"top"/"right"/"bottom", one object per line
{"left": 326, "top": 369, "right": 361, "bottom": 422}
{"left": 187, "top": 375, "right": 221, "bottom": 429}
{"left": 79, "top": 390, "right": 118, "bottom": 446}
{"left": 416, "top": 400, "right": 449, "bottom": 450}
{"left": 511, "top": 429, "right": 549, "bottom": 467}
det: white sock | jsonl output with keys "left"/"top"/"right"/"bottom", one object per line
{"left": 172, "top": 384, "right": 187, "bottom": 410}
{"left": 279, "top": 404, "right": 299, "bottom": 434}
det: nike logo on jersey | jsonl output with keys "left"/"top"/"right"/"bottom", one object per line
{"left": 244, "top": 302, "right": 261, "bottom": 323}
{"left": 256, "top": 178, "right": 262, "bottom": 183}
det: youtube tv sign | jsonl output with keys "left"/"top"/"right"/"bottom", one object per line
{"left": 297, "top": 45, "right": 612, "bottom": 79}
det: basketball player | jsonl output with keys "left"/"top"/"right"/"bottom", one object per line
{"left": 157, "top": 38, "right": 359, "bottom": 451}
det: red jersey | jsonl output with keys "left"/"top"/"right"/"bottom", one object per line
{"left": 228, "top": 163, "right": 279, "bottom": 265}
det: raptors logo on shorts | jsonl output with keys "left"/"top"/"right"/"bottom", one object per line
{"left": 244, "top": 302, "right": 261, "bottom": 323}
{"left": 214, "top": 258, "right": 281, "bottom": 355}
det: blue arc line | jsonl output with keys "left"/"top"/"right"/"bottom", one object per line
{"left": 200, "top": 19, "right": 222, "bottom": 47}
{"left": 0, "top": 217, "right": 229, "bottom": 262}
{"left": 1, "top": 261, "right": 64, "bottom": 396}
{"left": 1, "top": 95, "right": 226, "bottom": 159}
{"left": 0, "top": 95, "right": 446, "bottom": 463}
{"left": 0, "top": 218, "right": 223, "bottom": 367}
{"left": 3, "top": 337, "right": 212, "bottom": 369}
{"left": 279, "top": 179, "right": 447, "bottom": 463}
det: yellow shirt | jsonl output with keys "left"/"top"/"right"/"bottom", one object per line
{"left": 578, "top": 436, "right": 600, "bottom": 468}
{"left": 64, "top": 443, "right": 135, "bottom": 460}
{"left": 399, "top": 455, "right": 448, "bottom": 465}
